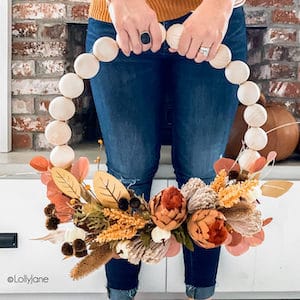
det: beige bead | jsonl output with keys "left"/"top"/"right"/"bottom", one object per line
{"left": 225, "top": 60, "right": 250, "bottom": 85}
{"left": 50, "top": 145, "right": 75, "bottom": 168}
{"left": 49, "top": 96, "right": 75, "bottom": 121}
{"left": 237, "top": 81, "right": 261, "bottom": 106}
{"left": 238, "top": 149, "right": 261, "bottom": 171}
{"left": 93, "top": 37, "right": 119, "bottom": 62}
{"left": 58, "top": 73, "right": 84, "bottom": 99}
{"left": 45, "top": 120, "right": 72, "bottom": 146}
{"left": 166, "top": 24, "right": 184, "bottom": 49}
{"left": 244, "top": 127, "right": 268, "bottom": 151}
{"left": 159, "top": 23, "right": 167, "bottom": 43}
{"left": 243, "top": 104, "right": 268, "bottom": 127}
{"left": 74, "top": 53, "right": 100, "bottom": 79}
{"left": 209, "top": 44, "right": 232, "bottom": 69}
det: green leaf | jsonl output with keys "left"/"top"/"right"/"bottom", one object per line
{"left": 172, "top": 225, "right": 194, "bottom": 252}
{"left": 140, "top": 231, "right": 151, "bottom": 248}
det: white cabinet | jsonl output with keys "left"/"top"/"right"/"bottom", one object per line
{"left": 166, "top": 181, "right": 300, "bottom": 295}
{"left": 0, "top": 179, "right": 167, "bottom": 294}
{"left": 1, "top": 178, "right": 300, "bottom": 298}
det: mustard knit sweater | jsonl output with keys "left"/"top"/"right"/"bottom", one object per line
{"left": 89, "top": 0, "right": 245, "bottom": 23}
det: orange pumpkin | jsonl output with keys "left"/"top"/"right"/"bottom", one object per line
{"left": 225, "top": 100, "right": 299, "bottom": 161}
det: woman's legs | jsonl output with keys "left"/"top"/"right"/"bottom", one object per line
{"left": 168, "top": 7, "right": 247, "bottom": 300}
{"left": 86, "top": 19, "right": 165, "bottom": 299}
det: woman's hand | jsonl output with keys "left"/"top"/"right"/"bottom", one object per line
{"left": 175, "top": 0, "right": 234, "bottom": 63}
{"left": 108, "top": 0, "right": 162, "bottom": 56}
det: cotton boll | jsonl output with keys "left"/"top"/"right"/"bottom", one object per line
{"left": 64, "top": 227, "right": 86, "bottom": 243}
{"left": 151, "top": 226, "right": 171, "bottom": 243}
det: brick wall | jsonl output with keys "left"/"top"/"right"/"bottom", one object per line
{"left": 11, "top": 0, "right": 300, "bottom": 150}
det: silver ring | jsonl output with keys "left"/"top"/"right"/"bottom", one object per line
{"left": 199, "top": 46, "right": 211, "bottom": 57}
{"left": 140, "top": 31, "right": 151, "bottom": 45}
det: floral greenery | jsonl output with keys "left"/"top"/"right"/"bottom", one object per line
{"left": 30, "top": 149, "right": 292, "bottom": 280}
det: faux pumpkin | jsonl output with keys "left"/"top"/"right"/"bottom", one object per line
{"left": 225, "top": 98, "right": 299, "bottom": 161}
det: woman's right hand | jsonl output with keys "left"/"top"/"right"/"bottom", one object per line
{"left": 108, "top": 0, "right": 162, "bottom": 56}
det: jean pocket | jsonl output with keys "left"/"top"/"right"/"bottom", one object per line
{"left": 86, "top": 18, "right": 116, "bottom": 52}
{"left": 223, "top": 7, "right": 247, "bottom": 61}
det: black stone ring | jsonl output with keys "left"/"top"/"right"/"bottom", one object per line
{"left": 140, "top": 32, "right": 151, "bottom": 45}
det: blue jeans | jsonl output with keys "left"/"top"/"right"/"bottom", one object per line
{"left": 86, "top": 7, "right": 246, "bottom": 300}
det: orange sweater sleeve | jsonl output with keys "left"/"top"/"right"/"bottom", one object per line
{"left": 89, "top": 0, "right": 246, "bottom": 23}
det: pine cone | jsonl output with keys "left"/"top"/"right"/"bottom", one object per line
{"left": 149, "top": 187, "right": 187, "bottom": 231}
{"left": 226, "top": 209, "right": 263, "bottom": 237}
{"left": 141, "top": 240, "right": 170, "bottom": 264}
{"left": 181, "top": 178, "right": 206, "bottom": 200}
{"left": 188, "top": 186, "right": 218, "bottom": 213}
{"left": 126, "top": 239, "right": 147, "bottom": 265}
{"left": 187, "top": 209, "right": 228, "bottom": 249}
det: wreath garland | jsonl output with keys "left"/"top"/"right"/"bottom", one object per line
{"left": 30, "top": 23, "right": 293, "bottom": 280}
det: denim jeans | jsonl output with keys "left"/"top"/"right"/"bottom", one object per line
{"left": 86, "top": 7, "right": 247, "bottom": 300}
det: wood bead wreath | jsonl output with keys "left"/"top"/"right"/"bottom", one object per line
{"left": 45, "top": 23, "right": 268, "bottom": 171}
{"left": 31, "top": 23, "right": 295, "bottom": 280}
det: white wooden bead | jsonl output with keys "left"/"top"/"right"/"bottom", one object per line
{"left": 50, "top": 145, "right": 75, "bottom": 168}
{"left": 237, "top": 81, "right": 261, "bottom": 106}
{"left": 45, "top": 120, "right": 72, "bottom": 146}
{"left": 159, "top": 23, "right": 167, "bottom": 43}
{"left": 238, "top": 149, "right": 261, "bottom": 171}
{"left": 244, "top": 127, "right": 268, "bottom": 151}
{"left": 93, "top": 37, "right": 119, "bottom": 62}
{"left": 209, "top": 44, "right": 232, "bottom": 69}
{"left": 243, "top": 104, "right": 268, "bottom": 127}
{"left": 225, "top": 60, "right": 250, "bottom": 84}
{"left": 58, "top": 73, "right": 84, "bottom": 99}
{"left": 49, "top": 96, "right": 75, "bottom": 121}
{"left": 74, "top": 53, "right": 100, "bottom": 79}
{"left": 166, "top": 24, "right": 184, "bottom": 50}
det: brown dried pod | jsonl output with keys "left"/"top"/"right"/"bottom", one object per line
{"left": 149, "top": 187, "right": 187, "bottom": 231}
{"left": 187, "top": 209, "right": 228, "bottom": 249}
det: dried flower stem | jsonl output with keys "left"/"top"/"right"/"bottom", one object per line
{"left": 70, "top": 243, "right": 113, "bottom": 280}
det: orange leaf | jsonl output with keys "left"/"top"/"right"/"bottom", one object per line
{"left": 261, "top": 180, "right": 293, "bottom": 198}
{"left": 227, "top": 230, "right": 243, "bottom": 247}
{"left": 47, "top": 181, "right": 73, "bottom": 223}
{"left": 249, "top": 157, "right": 267, "bottom": 173}
{"left": 166, "top": 235, "right": 181, "bottom": 257}
{"left": 41, "top": 171, "right": 52, "bottom": 185}
{"left": 71, "top": 157, "right": 90, "bottom": 182}
{"left": 214, "top": 158, "right": 240, "bottom": 174}
{"left": 225, "top": 238, "right": 250, "bottom": 256}
{"left": 30, "top": 156, "right": 49, "bottom": 172}
{"left": 263, "top": 217, "right": 273, "bottom": 227}
{"left": 244, "top": 230, "right": 265, "bottom": 247}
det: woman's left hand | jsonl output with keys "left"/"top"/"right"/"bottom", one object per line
{"left": 173, "top": 0, "right": 234, "bottom": 63}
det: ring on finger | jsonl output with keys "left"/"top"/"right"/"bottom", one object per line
{"left": 140, "top": 31, "right": 151, "bottom": 45}
{"left": 198, "top": 46, "right": 211, "bottom": 57}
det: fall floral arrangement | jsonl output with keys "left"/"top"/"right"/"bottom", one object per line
{"left": 30, "top": 144, "right": 292, "bottom": 280}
